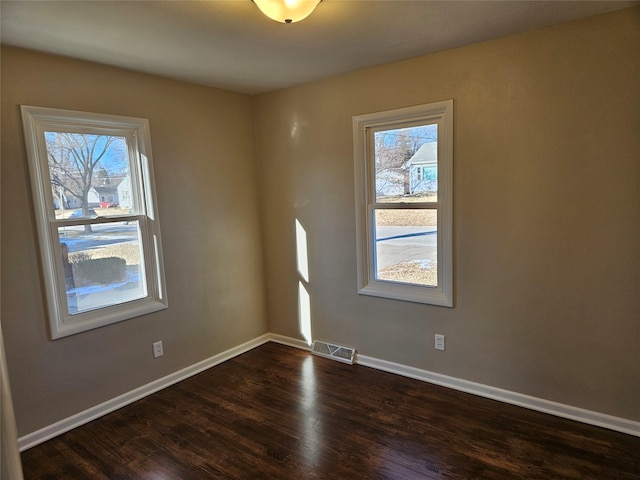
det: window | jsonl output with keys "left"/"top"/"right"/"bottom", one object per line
{"left": 353, "top": 100, "right": 453, "bottom": 306}
{"left": 21, "top": 106, "right": 168, "bottom": 338}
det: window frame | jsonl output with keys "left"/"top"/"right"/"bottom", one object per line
{"left": 353, "top": 100, "right": 453, "bottom": 307}
{"left": 21, "top": 105, "right": 168, "bottom": 339}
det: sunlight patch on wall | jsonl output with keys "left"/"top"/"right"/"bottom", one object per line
{"left": 296, "top": 219, "right": 309, "bottom": 282}
{"left": 298, "top": 282, "right": 312, "bottom": 345}
{"left": 296, "top": 219, "right": 312, "bottom": 345}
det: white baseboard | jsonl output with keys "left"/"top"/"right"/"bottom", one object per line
{"left": 268, "top": 333, "right": 312, "bottom": 351}
{"left": 18, "top": 332, "right": 639, "bottom": 451}
{"left": 265, "top": 334, "right": 639, "bottom": 437}
{"left": 356, "top": 353, "right": 640, "bottom": 437}
{"left": 18, "top": 333, "right": 272, "bottom": 451}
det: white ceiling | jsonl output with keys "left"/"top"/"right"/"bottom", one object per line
{"left": 1, "top": 0, "right": 637, "bottom": 95}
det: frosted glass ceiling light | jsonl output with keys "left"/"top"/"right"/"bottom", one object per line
{"left": 253, "top": 0, "right": 321, "bottom": 24}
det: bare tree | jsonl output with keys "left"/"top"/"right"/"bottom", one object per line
{"left": 375, "top": 131, "right": 420, "bottom": 196}
{"left": 374, "top": 126, "right": 438, "bottom": 198}
{"left": 46, "top": 132, "right": 125, "bottom": 232}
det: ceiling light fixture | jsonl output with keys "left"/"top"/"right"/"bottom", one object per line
{"left": 253, "top": 0, "right": 321, "bottom": 24}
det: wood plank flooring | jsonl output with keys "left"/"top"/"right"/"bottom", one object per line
{"left": 21, "top": 342, "right": 639, "bottom": 479}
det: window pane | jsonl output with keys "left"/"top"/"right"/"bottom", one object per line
{"left": 59, "top": 221, "right": 147, "bottom": 314}
{"left": 374, "top": 124, "right": 438, "bottom": 203}
{"left": 46, "top": 132, "right": 133, "bottom": 220}
{"left": 374, "top": 209, "right": 437, "bottom": 287}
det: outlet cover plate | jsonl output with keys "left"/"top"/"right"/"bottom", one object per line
{"left": 153, "top": 341, "right": 164, "bottom": 358}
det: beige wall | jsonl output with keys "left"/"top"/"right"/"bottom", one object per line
{"left": 1, "top": 47, "right": 268, "bottom": 436}
{"left": 254, "top": 7, "right": 640, "bottom": 420}
{"left": 1, "top": 7, "right": 638, "bottom": 440}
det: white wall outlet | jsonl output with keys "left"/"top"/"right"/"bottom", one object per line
{"left": 153, "top": 340, "right": 164, "bottom": 358}
{"left": 435, "top": 334, "right": 446, "bottom": 351}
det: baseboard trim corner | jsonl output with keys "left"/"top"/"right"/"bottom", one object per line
{"left": 18, "top": 333, "right": 272, "bottom": 451}
{"left": 268, "top": 333, "right": 312, "bottom": 351}
{"left": 18, "top": 332, "right": 638, "bottom": 451}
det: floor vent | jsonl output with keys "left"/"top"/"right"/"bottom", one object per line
{"left": 311, "top": 341, "right": 356, "bottom": 365}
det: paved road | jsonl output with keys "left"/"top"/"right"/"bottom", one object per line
{"left": 59, "top": 223, "right": 138, "bottom": 253}
{"left": 375, "top": 226, "right": 437, "bottom": 270}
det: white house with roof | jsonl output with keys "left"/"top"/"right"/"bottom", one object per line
{"left": 93, "top": 176, "right": 131, "bottom": 207}
{"left": 375, "top": 142, "right": 438, "bottom": 198}
{"left": 116, "top": 176, "right": 132, "bottom": 208}
{"left": 407, "top": 142, "right": 438, "bottom": 194}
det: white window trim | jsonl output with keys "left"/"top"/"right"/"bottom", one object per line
{"left": 353, "top": 100, "right": 453, "bottom": 307}
{"left": 21, "top": 106, "right": 168, "bottom": 339}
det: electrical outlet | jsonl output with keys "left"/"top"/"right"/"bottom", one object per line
{"left": 435, "top": 334, "right": 445, "bottom": 351}
{"left": 153, "top": 341, "right": 164, "bottom": 358}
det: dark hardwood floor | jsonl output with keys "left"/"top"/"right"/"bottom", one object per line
{"left": 21, "top": 342, "right": 639, "bottom": 479}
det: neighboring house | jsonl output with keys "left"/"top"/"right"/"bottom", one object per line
{"left": 117, "top": 176, "right": 132, "bottom": 208}
{"left": 375, "top": 142, "right": 438, "bottom": 198}
{"left": 53, "top": 185, "right": 99, "bottom": 209}
{"left": 407, "top": 142, "right": 437, "bottom": 195}
{"left": 92, "top": 186, "right": 118, "bottom": 207}
{"left": 87, "top": 187, "right": 100, "bottom": 207}
{"left": 60, "top": 188, "right": 99, "bottom": 209}
{"left": 96, "top": 176, "right": 132, "bottom": 207}
{"left": 54, "top": 177, "right": 131, "bottom": 210}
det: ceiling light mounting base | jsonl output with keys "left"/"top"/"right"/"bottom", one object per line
{"left": 253, "top": 0, "right": 321, "bottom": 24}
